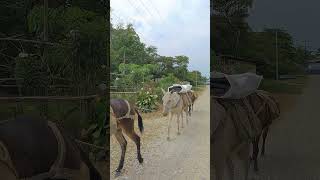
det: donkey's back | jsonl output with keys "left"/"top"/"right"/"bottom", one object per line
{"left": 110, "top": 98, "right": 133, "bottom": 118}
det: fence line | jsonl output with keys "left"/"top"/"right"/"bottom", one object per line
{"left": 110, "top": 91, "right": 137, "bottom": 94}
{"left": 0, "top": 95, "right": 97, "bottom": 102}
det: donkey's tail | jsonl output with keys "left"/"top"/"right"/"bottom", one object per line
{"left": 135, "top": 108, "right": 144, "bottom": 134}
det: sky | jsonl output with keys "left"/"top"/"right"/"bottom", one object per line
{"left": 248, "top": 0, "right": 320, "bottom": 51}
{"left": 111, "top": 0, "right": 210, "bottom": 77}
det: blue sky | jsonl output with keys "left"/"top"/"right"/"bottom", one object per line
{"left": 111, "top": 0, "right": 210, "bottom": 77}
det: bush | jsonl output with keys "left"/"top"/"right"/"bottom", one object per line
{"left": 136, "top": 88, "right": 158, "bottom": 113}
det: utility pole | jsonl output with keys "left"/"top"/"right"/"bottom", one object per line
{"left": 195, "top": 72, "right": 198, "bottom": 87}
{"left": 43, "top": 0, "right": 48, "bottom": 64}
{"left": 43, "top": 0, "right": 49, "bottom": 119}
{"left": 275, "top": 30, "right": 279, "bottom": 80}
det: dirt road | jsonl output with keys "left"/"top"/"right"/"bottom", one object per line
{"left": 249, "top": 75, "right": 320, "bottom": 179}
{"left": 110, "top": 86, "right": 210, "bottom": 180}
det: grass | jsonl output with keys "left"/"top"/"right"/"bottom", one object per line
{"left": 260, "top": 76, "right": 308, "bottom": 94}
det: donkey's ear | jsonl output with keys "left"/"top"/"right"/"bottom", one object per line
{"left": 161, "top": 88, "right": 166, "bottom": 94}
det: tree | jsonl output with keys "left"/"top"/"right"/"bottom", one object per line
{"left": 211, "top": 0, "right": 253, "bottom": 55}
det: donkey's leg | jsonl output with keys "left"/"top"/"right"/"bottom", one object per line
{"left": 177, "top": 113, "right": 181, "bottom": 135}
{"left": 238, "top": 144, "right": 250, "bottom": 180}
{"left": 181, "top": 112, "right": 184, "bottom": 128}
{"left": 122, "top": 121, "right": 144, "bottom": 164}
{"left": 167, "top": 113, "right": 173, "bottom": 140}
{"left": 252, "top": 135, "right": 261, "bottom": 172}
{"left": 261, "top": 126, "right": 269, "bottom": 156}
{"left": 114, "top": 130, "right": 127, "bottom": 172}
{"left": 185, "top": 109, "right": 189, "bottom": 125}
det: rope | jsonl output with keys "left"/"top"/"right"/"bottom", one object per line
{"left": 75, "top": 139, "right": 107, "bottom": 151}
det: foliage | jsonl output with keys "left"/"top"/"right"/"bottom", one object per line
{"left": 243, "top": 29, "right": 311, "bottom": 77}
{"left": 86, "top": 97, "right": 107, "bottom": 155}
{"left": 211, "top": 0, "right": 314, "bottom": 77}
{"left": 15, "top": 56, "right": 49, "bottom": 91}
{"left": 110, "top": 24, "right": 207, "bottom": 87}
{"left": 211, "top": 0, "right": 253, "bottom": 55}
{"left": 115, "top": 63, "right": 155, "bottom": 89}
{"left": 1, "top": 1, "right": 108, "bottom": 159}
{"left": 157, "top": 74, "right": 180, "bottom": 90}
{"left": 27, "top": 6, "right": 107, "bottom": 89}
{"left": 136, "top": 89, "right": 158, "bottom": 113}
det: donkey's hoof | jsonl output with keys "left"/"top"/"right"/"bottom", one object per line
{"left": 114, "top": 170, "right": 122, "bottom": 177}
{"left": 177, "top": 132, "right": 181, "bottom": 135}
{"left": 138, "top": 157, "right": 144, "bottom": 164}
{"left": 167, "top": 137, "right": 170, "bottom": 141}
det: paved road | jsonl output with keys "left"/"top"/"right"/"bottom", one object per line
{"left": 249, "top": 75, "right": 320, "bottom": 180}
{"left": 110, "top": 86, "right": 210, "bottom": 180}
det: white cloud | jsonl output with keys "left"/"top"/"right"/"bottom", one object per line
{"left": 111, "top": 0, "right": 210, "bottom": 77}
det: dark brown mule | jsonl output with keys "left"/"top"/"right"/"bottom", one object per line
{"left": 110, "top": 98, "right": 144, "bottom": 173}
{"left": 247, "top": 91, "right": 280, "bottom": 172}
{"left": 0, "top": 116, "right": 102, "bottom": 180}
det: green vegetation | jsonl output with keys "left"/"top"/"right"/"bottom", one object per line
{"left": 110, "top": 23, "right": 207, "bottom": 110}
{"left": 211, "top": 0, "right": 314, "bottom": 78}
{"left": 0, "top": 1, "right": 108, "bottom": 157}
{"left": 136, "top": 89, "right": 158, "bottom": 113}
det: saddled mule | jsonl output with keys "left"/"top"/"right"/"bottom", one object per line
{"left": 161, "top": 89, "right": 191, "bottom": 140}
{"left": 110, "top": 98, "right": 144, "bottom": 173}
{"left": 212, "top": 90, "right": 280, "bottom": 180}
{"left": 0, "top": 116, "right": 102, "bottom": 180}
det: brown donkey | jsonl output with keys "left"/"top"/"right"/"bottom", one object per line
{"left": 110, "top": 98, "right": 144, "bottom": 173}
{"left": 0, "top": 116, "right": 102, "bottom": 180}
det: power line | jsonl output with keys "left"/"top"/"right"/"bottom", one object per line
{"left": 124, "top": 0, "right": 153, "bottom": 27}
{"left": 145, "top": 0, "right": 163, "bottom": 20}
{"left": 136, "top": 0, "right": 156, "bottom": 19}
{"left": 126, "top": 0, "right": 145, "bottom": 18}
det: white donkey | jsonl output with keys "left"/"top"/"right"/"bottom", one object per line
{"left": 161, "top": 89, "right": 191, "bottom": 140}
